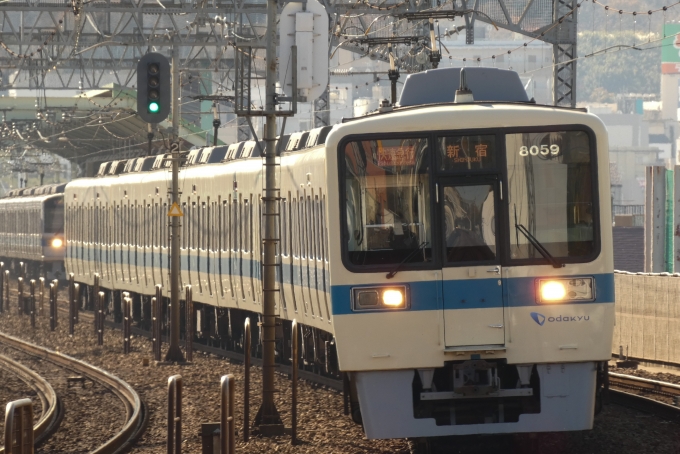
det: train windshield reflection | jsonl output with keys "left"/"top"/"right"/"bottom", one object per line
{"left": 506, "top": 130, "right": 596, "bottom": 261}
{"left": 343, "top": 137, "right": 432, "bottom": 266}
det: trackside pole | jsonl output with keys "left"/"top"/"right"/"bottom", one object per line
{"left": 243, "top": 317, "right": 250, "bottom": 442}
{"left": 93, "top": 273, "right": 100, "bottom": 312}
{"left": 0, "top": 262, "right": 4, "bottom": 312}
{"left": 4, "top": 398, "right": 33, "bottom": 454}
{"left": 69, "top": 283, "right": 78, "bottom": 335}
{"left": 255, "top": 0, "right": 283, "bottom": 432}
{"left": 152, "top": 297, "right": 161, "bottom": 362}
{"left": 292, "top": 319, "right": 298, "bottom": 445}
{"left": 17, "top": 277, "right": 23, "bottom": 315}
{"left": 29, "top": 280, "right": 35, "bottom": 329}
{"left": 49, "top": 283, "right": 56, "bottom": 331}
{"left": 5, "top": 271, "right": 10, "bottom": 310}
{"left": 220, "top": 374, "right": 235, "bottom": 454}
{"left": 123, "top": 296, "right": 132, "bottom": 354}
{"left": 38, "top": 278, "right": 44, "bottom": 317}
{"left": 167, "top": 375, "right": 182, "bottom": 454}
{"left": 185, "top": 286, "right": 193, "bottom": 362}
{"left": 97, "top": 291, "right": 105, "bottom": 346}
{"left": 165, "top": 42, "right": 185, "bottom": 363}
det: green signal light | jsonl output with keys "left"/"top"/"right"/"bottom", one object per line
{"left": 148, "top": 101, "right": 160, "bottom": 113}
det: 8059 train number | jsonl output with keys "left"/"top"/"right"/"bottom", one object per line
{"left": 519, "top": 144, "right": 560, "bottom": 156}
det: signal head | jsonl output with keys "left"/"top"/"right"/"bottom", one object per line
{"left": 137, "top": 53, "right": 170, "bottom": 123}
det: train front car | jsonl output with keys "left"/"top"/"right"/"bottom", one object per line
{"left": 326, "top": 69, "right": 613, "bottom": 439}
{"left": 0, "top": 184, "right": 66, "bottom": 280}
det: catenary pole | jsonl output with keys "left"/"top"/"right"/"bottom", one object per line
{"left": 256, "top": 0, "right": 283, "bottom": 430}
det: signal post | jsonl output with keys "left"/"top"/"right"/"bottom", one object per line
{"left": 137, "top": 49, "right": 184, "bottom": 363}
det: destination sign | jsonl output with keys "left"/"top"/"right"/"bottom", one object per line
{"left": 377, "top": 144, "right": 417, "bottom": 167}
{"left": 439, "top": 135, "right": 496, "bottom": 171}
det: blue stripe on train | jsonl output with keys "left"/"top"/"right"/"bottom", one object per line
{"left": 329, "top": 273, "right": 615, "bottom": 315}
{"left": 69, "top": 246, "right": 614, "bottom": 315}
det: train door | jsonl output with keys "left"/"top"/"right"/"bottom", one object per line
{"left": 439, "top": 179, "right": 505, "bottom": 347}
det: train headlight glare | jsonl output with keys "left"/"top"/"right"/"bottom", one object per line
{"left": 382, "top": 289, "right": 404, "bottom": 307}
{"left": 51, "top": 238, "right": 63, "bottom": 248}
{"left": 352, "top": 285, "right": 409, "bottom": 311}
{"left": 540, "top": 281, "right": 566, "bottom": 302}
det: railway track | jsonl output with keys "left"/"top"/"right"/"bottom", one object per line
{"left": 57, "top": 303, "right": 344, "bottom": 391}
{"left": 0, "top": 332, "right": 148, "bottom": 454}
{"left": 608, "top": 372, "right": 680, "bottom": 422}
{"left": 0, "top": 353, "right": 62, "bottom": 452}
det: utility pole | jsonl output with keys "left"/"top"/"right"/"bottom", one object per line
{"left": 165, "top": 42, "right": 185, "bottom": 363}
{"left": 255, "top": 0, "right": 284, "bottom": 432}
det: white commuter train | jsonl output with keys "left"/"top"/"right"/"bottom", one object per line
{"left": 64, "top": 67, "right": 613, "bottom": 441}
{"left": 0, "top": 183, "right": 66, "bottom": 279}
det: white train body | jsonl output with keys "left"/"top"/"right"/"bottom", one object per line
{"left": 65, "top": 100, "right": 613, "bottom": 438}
{"left": 0, "top": 185, "right": 66, "bottom": 278}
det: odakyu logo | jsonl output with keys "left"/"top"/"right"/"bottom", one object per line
{"left": 530, "top": 312, "right": 590, "bottom": 326}
{"left": 530, "top": 312, "right": 546, "bottom": 326}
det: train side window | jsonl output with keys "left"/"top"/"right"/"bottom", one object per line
{"left": 95, "top": 206, "right": 100, "bottom": 245}
{"left": 243, "top": 198, "right": 250, "bottom": 254}
{"left": 126, "top": 205, "right": 130, "bottom": 246}
{"left": 133, "top": 204, "right": 137, "bottom": 247}
{"left": 158, "top": 204, "right": 162, "bottom": 247}
{"left": 202, "top": 202, "right": 207, "bottom": 250}
{"left": 322, "top": 195, "right": 329, "bottom": 263}
{"left": 281, "top": 199, "right": 288, "bottom": 257}
{"left": 231, "top": 197, "right": 238, "bottom": 252}
{"left": 207, "top": 201, "right": 212, "bottom": 251}
{"left": 163, "top": 202, "right": 168, "bottom": 247}
{"left": 144, "top": 205, "right": 149, "bottom": 247}
{"left": 182, "top": 203, "right": 187, "bottom": 249}
{"left": 292, "top": 198, "right": 298, "bottom": 259}
{"left": 305, "top": 195, "right": 311, "bottom": 260}
{"left": 299, "top": 197, "right": 306, "bottom": 259}
{"left": 113, "top": 205, "right": 118, "bottom": 244}
{"left": 188, "top": 201, "right": 194, "bottom": 250}
{"left": 187, "top": 201, "right": 192, "bottom": 249}
{"left": 152, "top": 203, "right": 157, "bottom": 247}
{"left": 315, "top": 195, "right": 321, "bottom": 260}
{"left": 222, "top": 200, "right": 228, "bottom": 252}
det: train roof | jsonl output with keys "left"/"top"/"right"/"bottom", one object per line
{"left": 398, "top": 67, "right": 529, "bottom": 106}
{"left": 2, "top": 183, "right": 66, "bottom": 199}
{"left": 93, "top": 125, "right": 333, "bottom": 178}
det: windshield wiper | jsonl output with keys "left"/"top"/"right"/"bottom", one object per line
{"left": 386, "top": 241, "right": 429, "bottom": 279}
{"left": 515, "top": 224, "right": 563, "bottom": 269}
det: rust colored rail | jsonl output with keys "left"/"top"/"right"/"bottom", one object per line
{"left": 0, "top": 354, "right": 61, "bottom": 453}
{"left": 609, "top": 372, "right": 680, "bottom": 398}
{"left": 0, "top": 332, "right": 147, "bottom": 454}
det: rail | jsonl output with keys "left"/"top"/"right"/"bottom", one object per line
{"left": 608, "top": 372, "right": 680, "bottom": 422}
{"left": 0, "top": 354, "right": 61, "bottom": 453}
{"left": 0, "top": 332, "right": 147, "bottom": 454}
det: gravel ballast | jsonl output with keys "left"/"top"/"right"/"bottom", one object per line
{"left": 0, "top": 286, "right": 679, "bottom": 453}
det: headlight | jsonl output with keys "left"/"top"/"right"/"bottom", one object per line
{"left": 51, "top": 238, "right": 63, "bottom": 248}
{"left": 382, "top": 289, "right": 404, "bottom": 307}
{"left": 352, "top": 286, "right": 408, "bottom": 311}
{"left": 540, "top": 281, "right": 566, "bottom": 302}
{"left": 537, "top": 277, "right": 594, "bottom": 303}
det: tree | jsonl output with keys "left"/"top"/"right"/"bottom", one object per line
{"left": 577, "top": 31, "right": 660, "bottom": 102}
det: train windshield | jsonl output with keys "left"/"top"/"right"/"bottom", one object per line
{"left": 343, "top": 137, "right": 432, "bottom": 266}
{"left": 44, "top": 197, "right": 65, "bottom": 234}
{"left": 506, "top": 130, "right": 595, "bottom": 261}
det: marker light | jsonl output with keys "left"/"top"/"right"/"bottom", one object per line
{"left": 382, "top": 289, "right": 404, "bottom": 307}
{"left": 148, "top": 101, "right": 160, "bottom": 113}
{"left": 540, "top": 281, "right": 567, "bottom": 302}
{"left": 51, "top": 238, "right": 63, "bottom": 248}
